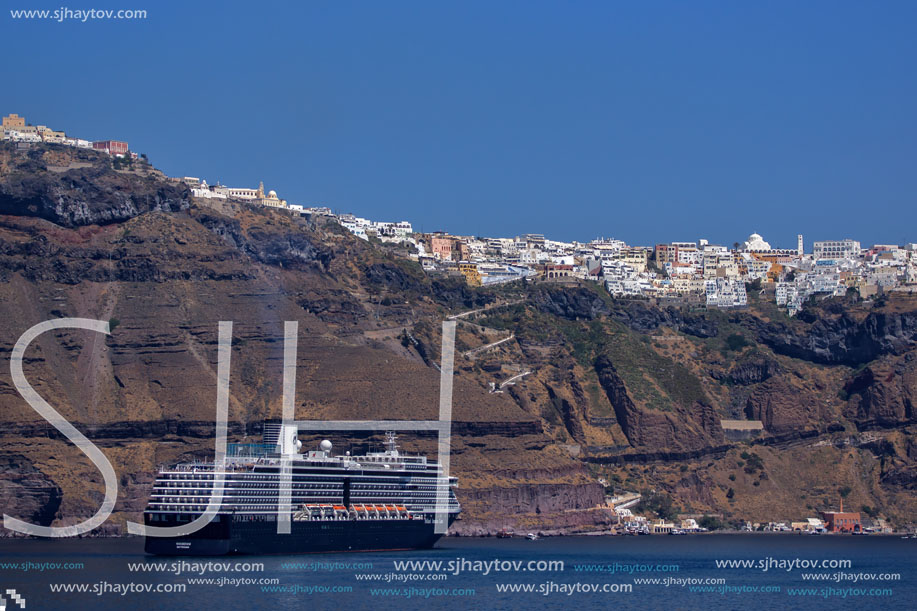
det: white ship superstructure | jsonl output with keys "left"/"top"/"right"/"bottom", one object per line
{"left": 143, "top": 424, "right": 460, "bottom": 554}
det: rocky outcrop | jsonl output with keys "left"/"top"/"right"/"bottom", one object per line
{"left": 364, "top": 262, "right": 426, "bottom": 292}
{"left": 881, "top": 465, "right": 917, "bottom": 490}
{"left": 452, "top": 480, "right": 611, "bottom": 535}
{"left": 545, "top": 384, "right": 586, "bottom": 444}
{"left": 0, "top": 217, "right": 254, "bottom": 284}
{"left": 196, "top": 211, "right": 334, "bottom": 270}
{"left": 0, "top": 455, "right": 62, "bottom": 530}
{"left": 744, "top": 377, "right": 824, "bottom": 433}
{"left": 749, "top": 309, "right": 917, "bottom": 366}
{"left": 297, "top": 290, "right": 367, "bottom": 325}
{"left": 713, "top": 355, "right": 781, "bottom": 386}
{"left": 594, "top": 355, "right": 640, "bottom": 440}
{"left": 0, "top": 143, "right": 190, "bottom": 227}
{"left": 431, "top": 278, "right": 496, "bottom": 310}
{"left": 673, "top": 471, "right": 717, "bottom": 506}
{"left": 531, "top": 286, "right": 611, "bottom": 320}
{"left": 458, "top": 482, "right": 604, "bottom": 515}
{"left": 844, "top": 357, "right": 917, "bottom": 426}
{"left": 451, "top": 421, "right": 543, "bottom": 436}
{"left": 600, "top": 300, "right": 718, "bottom": 337}
{"left": 594, "top": 354, "right": 723, "bottom": 452}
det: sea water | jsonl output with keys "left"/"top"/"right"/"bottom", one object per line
{"left": 0, "top": 534, "right": 914, "bottom": 610}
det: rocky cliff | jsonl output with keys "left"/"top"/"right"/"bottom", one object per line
{"left": 0, "top": 141, "right": 915, "bottom": 534}
{"left": 0, "top": 144, "right": 190, "bottom": 227}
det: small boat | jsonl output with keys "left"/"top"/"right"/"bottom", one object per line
{"left": 496, "top": 528, "right": 514, "bottom": 539}
{"left": 526, "top": 533, "right": 539, "bottom": 541}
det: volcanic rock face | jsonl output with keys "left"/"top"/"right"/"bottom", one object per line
{"left": 455, "top": 482, "right": 606, "bottom": 529}
{"left": 598, "top": 300, "right": 718, "bottom": 338}
{"left": 544, "top": 381, "right": 587, "bottom": 444}
{"left": 0, "top": 455, "right": 62, "bottom": 529}
{"left": 844, "top": 356, "right": 917, "bottom": 426}
{"left": 713, "top": 356, "right": 781, "bottom": 386}
{"left": 744, "top": 377, "right": 822, "bottom": 434}
{"left": 0, "top": 144, "right": 190, "bottom": 227}
{"left": 593, "top": 354, "right": 723, "bottom": 452}
{"left": 531, "top": 286, "right": 611, "bottom": 321}
{"left": 196, "top": 210, "right": 334, "bottom": 271}
{"left": 749, "top": 308, "right": 917, "bottom": 366}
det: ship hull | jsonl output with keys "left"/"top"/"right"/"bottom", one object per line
{"left": 143, "top": 514, "right": 455, "bottom": 555}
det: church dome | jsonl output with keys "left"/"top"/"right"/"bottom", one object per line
{"left": 744, "top": 232, "right": 771, "bottom": 251}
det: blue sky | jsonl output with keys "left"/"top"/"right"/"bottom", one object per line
{"left": 3, "top": 0, "right": 916, "bottom": 247}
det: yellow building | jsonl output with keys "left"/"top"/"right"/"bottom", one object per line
{"left": 17, "top": 124, "right": 44, "bottom": 136}
{"left": 624, "top": 249, "right": 648, "bottom": 272}
{"left": 766, "top": 262, "right": 784, "bottom": 281}
{"left": 40, "top": 129, "right": 66, "bottom": 143}
{"left": 605, "top": 247, "right": 649, "bottom": 272}
{"left": 255, "top": 181, "right": 288, "bottom": 208}
{"left": 2, "top": 113, "right": 25, "bottom": 130}
{"left": 458, "top": 262, "right": 481, "bottom": 287}
{"left": 2, "top": 115, "right": 69, "bottom": 143}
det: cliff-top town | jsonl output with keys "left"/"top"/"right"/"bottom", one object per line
{"left": 4, "top": 110, "right": 916, "bottom": 321}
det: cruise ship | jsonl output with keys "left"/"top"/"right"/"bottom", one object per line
{"left": 142, "top": 424, "right": 460, "bottom": 555}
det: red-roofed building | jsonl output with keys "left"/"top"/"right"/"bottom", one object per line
{"left": 93, "top": 140, "right": 129, "bottom": 157}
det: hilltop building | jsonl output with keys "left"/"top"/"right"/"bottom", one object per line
{"left": 458, "top": 262, "right": 482, "bottom": 286}
{"left": 1, "top": 113, "right": 25, "bottom": 132}
{"left": 93, "top": 140, "right": 129, "bottom": 157}
{"left": 743, "top": 232, "right": 772, "bottom": 251}
{"left": 254, "top": 182, "right": 288, "bottom": 208}
{"left": 429, "top": 234, "right": 470, "bottom": 261}
{"left": 188, "top": 180, "right": 287, "bottom": 208}
{"left": 3, "top": 113, "right": 66, "bottom": 144}
{"left": 814, "top": 239, "right": 860, "bottom": 260}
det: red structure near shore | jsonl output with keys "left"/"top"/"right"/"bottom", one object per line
{"left": 820, "top": 499, "right": 861, "bottom": 533}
